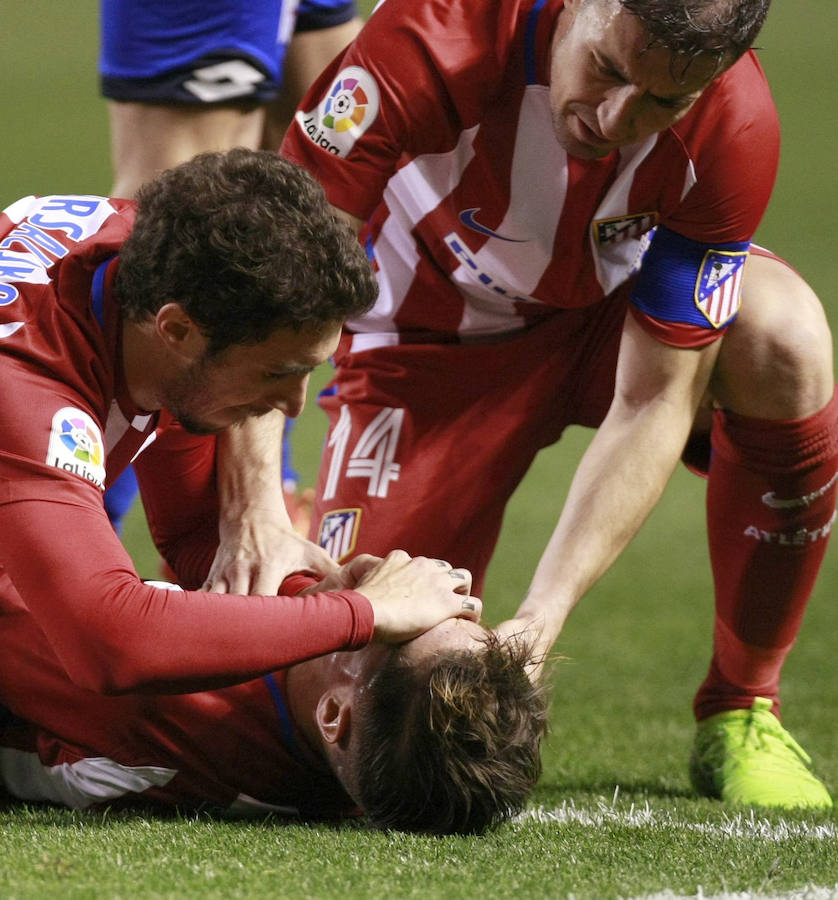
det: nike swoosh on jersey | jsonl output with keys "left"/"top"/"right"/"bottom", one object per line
{"left": 458, "top": 208, "right": 527, "bottom": 243}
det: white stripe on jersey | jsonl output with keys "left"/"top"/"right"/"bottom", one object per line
{"left": 681, "top": 158, "right": 698, "bottom": 202}
{"left": 349, "top": 333, "right": 400, "bottom": 352}
{"left": 461, "top": 89, "right": 564, "bottom": 296}
{"left": 454, "top": 88, "right": 566, "bottom": 335}
{"left": 589, "top": 134, "right": 658, "bottom": 296}
{"left": 347, "top": 84, "right": 683, "bottom": 349}
{"left": 0, "top": 747, "right": 176, "bottom": 809}
{"left": 348, "top": 124, "right": 481, "bottom": 344}
{"left": 103, "top": 397, "right": 154, "bottom": 454}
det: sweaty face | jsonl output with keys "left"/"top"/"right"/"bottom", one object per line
{"left": 549, "top": 0, "right": 720, "bottom": 159}
{"left": 163, "top": 321, "right": 342, "bottom": 435}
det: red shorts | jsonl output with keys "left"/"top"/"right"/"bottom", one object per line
{"left": 311, "top": 292, "right": 629, "bottom": 589}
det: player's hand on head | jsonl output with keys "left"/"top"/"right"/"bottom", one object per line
{"left": 297, "top": 553, "right": 383, "bottom": 594}
{"left": 202, "top": 509, "right": 339, "bottom": 595}
{"left": 354, "top": 549, "right": 482, "bottom": 643}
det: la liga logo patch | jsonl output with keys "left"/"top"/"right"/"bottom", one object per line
{"left": 295, "top": 66, "right": 380, "bottom": 157}
{"left": 323, "top": 73, "right": 373, "bottom": 133}
{"left": 46, "top": 407, "right": 106, "bottom": 489}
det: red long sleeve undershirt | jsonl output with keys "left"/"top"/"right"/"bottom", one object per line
{"left": 0, "top": 477, "right": 374, "bottom": 695}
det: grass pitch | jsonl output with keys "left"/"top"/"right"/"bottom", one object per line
{"left": 3, "top": 2, "right": 838, "bottom": 897}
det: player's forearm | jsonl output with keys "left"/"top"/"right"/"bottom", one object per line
{"left": 517, "top": 320, "right": 720, "bottom": 644}
{"left": 217, "top": 412, "right": 290, "bottom": 527}
{"left": 0, "top": 493, "right": 374, "bottom": 694}
{"left": 60, "top": 580, "right": 374, "bottom": 695}
{"left": 518, "top": 398, "right": 693, "bottom": 641}
{"left": 208, "top": 412, "right": 340, "bottom": 593}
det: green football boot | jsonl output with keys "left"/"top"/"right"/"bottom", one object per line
{"left": 690, "top": 697, "right": 833, "bottom": 809}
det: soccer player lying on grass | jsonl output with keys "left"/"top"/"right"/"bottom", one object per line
{"left": 0, "top": 562, "right": 547, "bottom": 835}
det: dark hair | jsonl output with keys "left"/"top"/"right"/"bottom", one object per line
{"left": 619, "top": 0, "right": 771, "bottom": 71}
{"left": 115, "top": 149, "right": 377, "bottom": 354}
{"left": 354, "top": 633, "right": 548, "bottom": 835}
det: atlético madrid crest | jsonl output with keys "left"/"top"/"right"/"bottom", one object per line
{"left": 318, "top": 508, "right": 362, "bottom": 562}
{"left": 694, "top": 249, "right": 748, "bottom": 328}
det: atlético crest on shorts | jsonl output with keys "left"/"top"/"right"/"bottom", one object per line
{"left": 694, "top": 249, "right": 748, "bottom": 328}
{"left": 318, "top": 508, "right": 362, "bottom": 562}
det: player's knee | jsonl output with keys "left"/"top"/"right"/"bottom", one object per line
{"left": 712, "top": 255, "right": 833, "bottom": 418}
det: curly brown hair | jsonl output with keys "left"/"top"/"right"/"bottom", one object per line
{"left": 115, "top": 148, "right": 377, "bottom": 354}
{"left": 353, "top": 633, "right": 548, "bottom": 835}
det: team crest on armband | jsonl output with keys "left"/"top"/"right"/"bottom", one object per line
{"left": 694, "top": 249, "right": 748, "bottom": 328}
{"left": 46, "top": 407, "right": 106, "bottom": 489}
{"left": 294, "top": 66, "right": 380, "bottom": 158}
{"left": 318, "top": 508, "right": 362, "bottom": 562}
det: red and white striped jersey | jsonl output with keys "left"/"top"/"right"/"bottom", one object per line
{"left": 0, "top": 195, "right": 156, "bottom": 483}
{"left": 281, "top": 0, "right": 779, "bottom": 349}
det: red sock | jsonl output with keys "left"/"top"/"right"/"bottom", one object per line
{"left": 694, "top": 388, "right": 838, "bottom": 721}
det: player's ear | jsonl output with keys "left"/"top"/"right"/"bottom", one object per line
{"left": 316, "top": 689, "right": 352, "bottom": 745}
{"left": 155, "top": 302, "right": 206, "bottom": 361}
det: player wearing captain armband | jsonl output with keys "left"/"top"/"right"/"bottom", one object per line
{"left": 0, "top": 149, "right": 482, "bottom": 700}
{"left": 279, "top": 0, "right": 838, "bottom": 809}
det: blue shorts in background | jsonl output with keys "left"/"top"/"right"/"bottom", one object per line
{"left": 99, "top": 0, "right": 357, "bottom": 104}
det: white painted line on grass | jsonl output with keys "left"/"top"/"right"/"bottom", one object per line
{"left": 629, "top": 887, "right": 838, "bottom": 900}
{"left": 517, "top": 801, "right": 838, "bottom": 842}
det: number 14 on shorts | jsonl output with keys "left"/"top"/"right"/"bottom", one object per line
{"left": 322, "top": 405, "right": 404, "bottom": 500}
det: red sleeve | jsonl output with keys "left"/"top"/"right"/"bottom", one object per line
{"left": 665, "top": 52, "right": 779, "bottom": 244}
{"left": 280, "top": 0, "right": 514, "bottom": 220}
{"left": 131, "top": 416, "right": 221, "bottom": 589}
{"left": 628, "top": 305, "right": 723, "bottom": 349}
{"left": 279, "top": 573, "right": 320, "bottom": 594}
{"left": 0, "top": 467, "right": 374, "bottom": 695}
